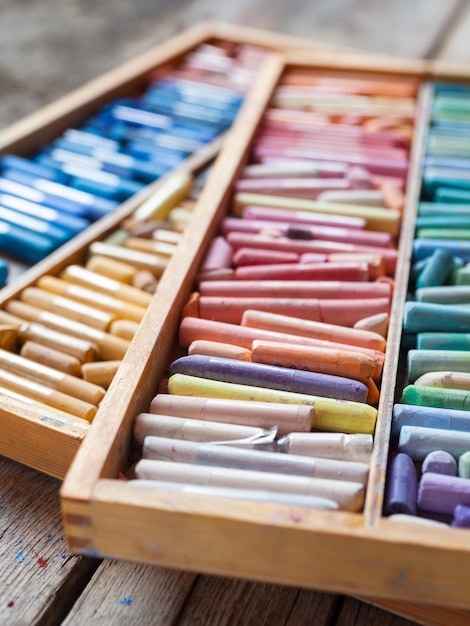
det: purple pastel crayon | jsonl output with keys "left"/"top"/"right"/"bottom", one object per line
{"left": 169, "top": 354, "right": 369, "bottom": 402}
{"left": 451, "top": 504, "right": 470, "bottom": 528}
{"left": 422, "top": 450, "right": 457, "bottom": 476}
{"left": 418, "top": 472, "right": 470, "bottom": 514}
{"left": 384, "top": 453, "right": 417, "bottom": 516}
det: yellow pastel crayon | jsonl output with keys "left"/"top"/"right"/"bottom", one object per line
{"left": 167, "top": 374, "right": 377, "bottom": 434}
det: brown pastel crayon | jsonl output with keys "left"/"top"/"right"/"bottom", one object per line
{"left": 81, "top": 360, "right": 121, "bottom": 388}
{"left": 20, "top": 341, "right": 82, "bottom": 376}
{"left": 0, "top": 325, "right": 18, "bottom": 350}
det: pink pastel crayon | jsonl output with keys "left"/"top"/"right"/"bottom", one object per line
{"left": 232, "top": 248, "right": 301, "bottom": 267}
{"left": 234, "top": 262, "right": 369, "bottom": 282}
{"left": 242, "top": 206, "right": 366, "bottom": 229}
{"left": 196, "top": 268, "right": 236, "bottom": 282}
{"left": 234, "top": 177, "right": 356, "bottom": 199}
{"left": 200, "top": 236, "right": 233, "bottom": 272}
{"left": 241, "top": 160, "right": 348, "bottom": 179}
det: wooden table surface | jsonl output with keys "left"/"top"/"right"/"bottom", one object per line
{"left": 2, "top": 2, "right": 470, "bottom": 624}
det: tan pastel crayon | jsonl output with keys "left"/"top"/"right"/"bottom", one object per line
{"left": 110, "top": 319, "right": 140, "bottom": 340}
{"left": 89, "top": 242, "right": 168, "bottom": 277}
{"left": 0, "top": 368, "right": 96, "bottom": 421}
{"left": 20, "top": 341, "right": 82, "bottom": 376}
{"left": 132, "top": 270, "right": 159, "bottom": 293}
{"left": 241, "top": 310, "right": 386, "bottom": 352}
{"left": 37, "top": 276, "right": 147, "bottom": 323}
{"left": 134, "top": 459, "right": 365, "bottom": 512}
{"left": 0, "top": 348, "right": 105, "bottom": 404}
{"left": 85, "top": 255, "right": 137, "bottom": 284}
{"left": 81, "top": 360, "right": 121, "bottom": 388}
{"left": 188, "top": 339, "right": 252, "bottom": 361}
{"left": 0, "top": 324, "right": 18, "bottom": 350}
{"left": 61, "top": 265, "right": 153, "bottom": 308}
{"left": 149, "top": 395, "right": 315, "bottom": 436}
{"left": 19, "top": 287, "right": 115, "bottom": 331}
{"left": 179, "top": 317, "right": 384, "bottom": 379}
{"left": 5, "top": 301, "right": 130, "bottom": 361}
{"left": 124, "top": 237, "right": 177, "bottom": 257}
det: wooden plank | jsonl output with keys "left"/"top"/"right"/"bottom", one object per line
{"left": 0, "top": 457, "right": 97, "bottom": 624}
{"left": 336, "top": 597, "right": 416, "bottom": 626}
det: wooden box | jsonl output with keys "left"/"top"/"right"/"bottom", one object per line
{"left": 56, "top": 33, "right": 470, "bottom": 619}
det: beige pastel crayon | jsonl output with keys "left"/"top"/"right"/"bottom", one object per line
{"left": 20, "top": 341, "right": 82, "bottom": 376}
{"left": 85, "top": 255, "right": 137, "bottom": 284}
{"left": 81, "top": 360, "right": 121, "bottom": 388}
{"left": 89, "top": 242, "right": 168, "bottom": 278}
{"left": 277, "top": 432, "right": 373, "bottom": 464}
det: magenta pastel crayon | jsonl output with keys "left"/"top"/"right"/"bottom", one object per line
{"left": 232, "top": 247, "right": 301, "bottom": 267}
{"left": 200, "top": 236, "right": 233, "bottom": 272}
{"left": 242, "top": 205, "right": 366, "bottom": 229}
{"left": 198, "top": 280, "right": 391, "bottom": 300}
{"left": 384, "top": 453, "right": 417, "bottom": 516}
{"left": 224, "top": 233, "right": 398, "bottom": 274}
{"left": 418, "top": 472, "right": 470, "bottom": 515}
{"left": 451, "top": 504, "right": 470, "bottom": 528}
{"left": 169, "top": 354, "right": 369, "bottom": 402}
{"left": 234, "top": 262, "right": 369, "bottom": 282}
{"left": 422, "top": 450, "right": 458, "bottom": 476}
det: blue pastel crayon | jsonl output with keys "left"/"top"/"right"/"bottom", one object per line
{"left": 44, "top": 146, "right": 133, "bottom": 179}
{"left": 107, "top": 104, "right": 172, "bottom": 131}
{"left": 169, "top": 355, "right": 369, "bottom": 403}
{"left": 0, "top": 154, "right": 66, "bottom": 183}
{"left": 413, "top": 239, "right": 470, "bottom": 263}
{"left": 143, "top": 93, "right": 237, "bottom": 128}
{"left": 63, "top": 128, "right": 121, "bottom": 151}
{"left": 125, "top": 140, "right": 187, "bottom": 165}
{"left": 399, "top": 425, "right": 470, "bottom": 461}
{"left": 424, "top": 156, "right": 470, "bottom": 170}
{"left": 392, "top": 404, "right": 470, "bottom": 438}
{"left": 0, "top": 221, "right": 56, "bottom": 262}
{"left": 403, "top": 301, "right": 470, "bottom": 333}
{"left": 0, "top": 205, "right": 69, "bottom": 246}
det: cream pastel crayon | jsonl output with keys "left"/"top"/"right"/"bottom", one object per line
{"left": 277, "top": 432, "right": 373, "bottom": 463}
{"left": 124, "top": 237, "right": 177, "bottom": 257}
{"left": 242, "top": 205, "right": 367, "bottom": 229}
{"left": 148, "top": 395, "right": 315, "bottom": 436}
{"left": 132, "top": 170, "right": 192, "bottom": 221}
{"left": 414, "top": 371, "right": 470, "bottom": 391}
{"left": 354, "top": 312, "right": 389, "bottom": 338}
{"left": 167, "top": 374, "right": 378, "bottom": 434}
{"left": 109, "top": 319, "right": 140, "bottom": 340}
{"left": 81, "top": 360, "right": 121, "bottom": 388}
{"left": 134, "top": 459, "right": 365, "bottom": 512}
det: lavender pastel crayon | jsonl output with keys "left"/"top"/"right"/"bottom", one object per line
{"left": 451, "top": 504, "right": 470, "bottom": 527}
{"left": 422, "top": 450, "right": 458, "bottom": 476}
{"left": 384, "top": 453, "right": 417, "bottom": 516}
{"left": 392, "top": 403, "right": 470, "bottom": 438}
{"left": 169, "top": 354, "right": 369, "bottom": 402}
{"left": 402, "top": 384, "right": 470, "bottom": 411}
{"left": 399, "top": 425, "right": 470, "bottom": 461}
{"left": 418, "top": 472, "right": 470, "bottom": 514}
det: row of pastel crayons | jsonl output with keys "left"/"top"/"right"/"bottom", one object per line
{"left": 385, "top": 82, "right": 470, "bottom": 529}
{"left": 0, "top": 171, "right": 195, "bottom": 437}
{"left": 129, "top": 69, "right": 419, "bottom": 513}
{"left": 0, "top": 42, "right": 265, "bottom": 275}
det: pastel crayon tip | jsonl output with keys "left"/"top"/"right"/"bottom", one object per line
{"left": 384, "top": 452, "right": 417, "bottom": 516}
{"left": 459, "top": 451, "right": 470, "bottom": 478}
{"left": 422, "top": 450, "right": 457, "bottom": 476}
{"left": 353, "top": 312, "right": 389, "bottom": 338}
{"left": 451, "top": 504, "right": 470, "bottom": 528}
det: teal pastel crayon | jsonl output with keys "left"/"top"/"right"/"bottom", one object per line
{"left": 402, "top": 384, "right": 470, "bottom": 411}
{"left": 416, "top": 285, "right": 470, "bottom": 304}
{"left": 399, "top": 424, "right": 470, "bottom": 461}
{"left": 415, "top": 216, "right": 470, "bottom": 230}
{"left": 392, "top": 403, "right": 470, "bottom": 438}
{"left": 435, "top": 187, "right": 470, "bottom": 204}
{"left": 415, "top": 248, "right": 454, "bottom": 289}
{"left": 418, "top": 202, "right": 470, "bottom": 216}
{"left": 408, "top": 349, "right": 470, "bottom": 382}
{"left": 451, "top": 266, "right": 470, "bottom": 285}
{"left": 417, "top": 332, "right": 470, "bottom": 351}
{"left": 403, "top": 302, "right": 470, "bottom": 333}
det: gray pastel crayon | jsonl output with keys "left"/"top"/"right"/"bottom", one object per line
{"left": 418, "top": 472, "right": 470, "bottom": 515}
{"left": 277, "top": 432, "right": 373, "bottom": 463}
{"left": 403, "top": 301, "right": 470, "bottom": 333}
{"left": 399, "top": 425, "right": 470, "bottom": 461}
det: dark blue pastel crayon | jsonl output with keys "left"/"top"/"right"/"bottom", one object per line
{"left": 169, "top": 354, "right": 369, "bottom": 402}
{"left": 0, "top": 259, "right": 8, "bottom": 287}
{"left": 0, "top": 205, "right": 69, "bottom": 246}
{"left": 0, "top": 221, "right": 56, "bottom": 262}
{"left": 451, "top": 504, "right": 470, "bottom": 527}
{"left": 0, "top": 154, "right": 66, "bottom": 183}
{"left": 415, "top": 248, "right": 454, "bottom": 289}
{"left": 0, "top": 193, "right": 89, "bottom": 236}
{"left": 417, "top": 332, "right": 470, "bottom": 351}
{"left": 413, "top": 239, "right": 470, "bottom": 263}
{"left": 403, "top": 301, "right": 470, "bottom": 333}
{"left": 384, "top": 453, "right": 417, "bottom": 516}
{"left": 392, "top": 403, "right": 470, "bottom": 438}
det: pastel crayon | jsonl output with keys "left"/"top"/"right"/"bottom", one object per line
{"left": 387, "top": 515, "right": 448, "bottom": 528}
{"left": 251, "top": 339, "right": 375, "bottom": 384}
{"left": 403, "top": 301, "right": 470, "bottom": 333}
{"left": 169, "top": 354, "right": 369, "bottom": 402}
{"left": 417, "top": 228, "right": 470, "bottom": 240}
{"left": 132, "top": 270, "right": 159, "bottom": 293}
{"left": 0, "top": 348, "right": 105, "bottom": 405}
{"left": 418, "top": 472, "right": 470, "bottom": 515}
{"left": 459, "top": 451, "right": 470, "bottom": 478}
{"left": 142, "top": 436, "right": 370, "bottom": 484}
{"left": 415, "top": 248, "right": 454, "bottom": 289}
{"left": 413, "top": 239, "right": 470, "bottom": 263}
{"left": 323, "top": 253, "right": 387, "bottom": 279}
{"left": 199, "top": 279, "right": 391, "bottom": 300}
{"left": 200, "top": 236, "right": 233, "bottom": 272}
{"left": 151, "top": 391, "right": 315, "bottom": 436}
{"left": 418, "top": 201, "right": 470, "bottom": 216}
{"left": 89, "top": 242, "right": 168, "bottom": 277}
{"left": 399, "top": 425, "right": 470, "bottom": 461}
{"left": 37, "top": 276, "right": 147, "bottom": 323}
{"left": 277, "top": 432, "right": 373, "bottom": 463}
{"left": 317, "top": 189, "right": 387, "bottom": 207}
{"left": 109, "top": 319, "right": 140, "bottom": 340}
{"left": 60, "top": 266, "right": 153, "bottom": 307}
{"left": 451, "top": 265, "right": 470, "bottom": 285}
{"left": 132, "top": 171, "right": 192, "bottom": 221}
{"left": 232, "top": 247, "right": 300, "bottom": 267}
{"left": 241, "top": 309, "right": 386, "bottom": 351}
{"left": 417, "top": 333, "right": 470, "bottom": 351}
{"left": 384, "top": 453, "right": 417, "bottom": 516}
{"left": 188, "top": 339, "right": 251, "bottom": 361}
{"left": 124, "top": 237, "right": 177, "bottom": 258}
{"left": 240, "top": 161, "right": 348, "bottom": 179}
{"left": 416, "top": 285, "right": 470, "bottom": 304}
{"left": 1, "top": 153, "right": 65, "bottom": 182}
{"left": 408, "top": 349, "right": 470, "bottom": 382}
{"left": 167, "top": 373, "right": 378, "bottom": 434}
{"left": 128, "top": 480, "right": 339, "bottom": 510}
{"left": 451, "top": 504, "right": 470, "bottom": 527}
{"left": 134, "top": 413, "right": 274, "bottom": 445}
{"left": 353, "top": 312, "right": 389, "bottom": 338}
{"left": 85, "top": 255, "right": 138, "bottom": 284}
{"left": 19, "top": 340, "right": 82, "bottom": 376}
{"left": 17, "top": 321, "right": 97, "bottom": 363}
{"left": 422, "top": 450, "right": 458, "bottom": 476}
{"left": 402, "top": 384, "right": 470, "bottom": 411}
{"left": 81, "top": 360, "right": 121, "bottom": 388}
{"left": 234, "top": 176, "right": 355, "bottom": 198}
{"left": 242, "top": 205, "right": 366, "bottom": 229}
{"left": 414, "top": 371, "right": 470, "bottom": 390}
{"left": 179, "top": 317, "right": 385, "bottom": 378}
{"left": 232, "top": 193, "right": 402, "bottom": 235}
{"left": 196, "top": 268, "right": 235, "bottom": 283}
{"left": 392, "top": 403, "right": 470, "bottom": 438}
{"left": 233, "top": 262, "right": 369, "bottom": 282}
{"left": 415, "top": 216, "right": 470, "bottom": 230}
{"left": 134, "top": 459, "right": 365, "bottom": 512}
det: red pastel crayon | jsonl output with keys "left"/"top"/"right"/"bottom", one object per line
{"left": 232, "top": 248, "right": 301, "bottom": 267}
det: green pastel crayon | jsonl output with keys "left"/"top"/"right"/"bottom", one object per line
{"left": 408, "top": 349, "right": 470, "bottom": 382}
{"left": 402, "top": 384, "right": 470, "bottom": 411}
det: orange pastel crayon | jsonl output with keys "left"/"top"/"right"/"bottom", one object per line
{"left": 251, "top": 339, "right": 375, "bottom": 383}
{"left": 365, "top": 377, "right": 381, "bottom": 405}
{"left": 179, "top": 317, "right": 384, "bottom": 379}
{"left": 241, "top": 310, "right": 386, "bottom": 352}
{"left": 188, "top": 339, "right": 252, "bottom": 361}
{"left": 234, "top": 262, "right": 369, "bottom": 282}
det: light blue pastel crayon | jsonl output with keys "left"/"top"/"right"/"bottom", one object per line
{"left": 422, "top": 168, "right": 470, "bottom": 197}
{"left": 108, "top": 104, "right": 172, "bottom": 131}
{"left": 125, "top": 139, "right": 187, "bottom": 164}
{"left": 415, "top": 216, "right": 470, "bottom": 230}
{"left": 0, "top": 154, "right": 66, "bottom": 183}
{"left": 45, "top": 147, "right": 133, "bottom": 179}
{"left": 416, "top": 285, "right": 470, "bottom": 304}
{"left": 417, "top": 332, "right": 470, "bottom": 351}
{"left": 143, "top": 93, "right": 237, "bottom": 128}
{"left": 413, "top": 239, "right": 470, "bottom": 263}
{"left": 119, "top": 126, "right": 207, "bottom": 153}
{"left": 64, "top": 128, "right": 121, "bottom": 151}
{"left": 392, "top": 403, "right": 470, "bottom": 438}
{"left": 408, "top": 349, "right": 470, "bottom": 382}
{"left": 418, "top": 202, "right": 470, "bottom": 216}
{"left": 0, "top": 220, "right": 56, "bottom": 262}
{"left": 0, "top": 205, "right": 69, "bottom": 246}
{"left": 403, "top": 301, "right": 470, "bottom": 333}
{"left": 415, "top": 248, "right": 454, "bottom": 288}
{"left": 399, "top": 424, "right": 470, "bottom": 461}
{"left": 424, "top": 156, "right": 470, "bottom": 170}
{"left": 148, "top": 78, "right": 243, "bottom": 104}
